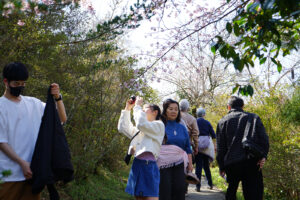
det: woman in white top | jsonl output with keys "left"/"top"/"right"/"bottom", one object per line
{"left": 118, "top": 96, "right": 165, "bottom": 200}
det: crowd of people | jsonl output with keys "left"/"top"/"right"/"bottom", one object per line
{"left": 118, "top": 95, "right": 269, "bottom": 200}
{"left": 0, "top": 62, "right": 269, "bottom": 200}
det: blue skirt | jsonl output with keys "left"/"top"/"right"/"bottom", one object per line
{"left": 125, "top": 158, "right": 160, "bottom": 197}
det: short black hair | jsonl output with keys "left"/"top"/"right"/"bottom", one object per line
{"left": 161, "top": 98, "right": 181, "bottom": 124}
{"left": 3, "top": 62, "right": 29, "bottom": 81}
{"left": 228, "top": 96, "right": 244, "bottom": 109}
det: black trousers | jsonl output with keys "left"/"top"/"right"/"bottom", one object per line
{"left": 225, "top": 159, "right": 263, "bottom": 200}
{"left": 159, "top": 163, "right": 185, "bottom": 200}
{"left": 195, "top": 153, "right": 213, "bottom": 189}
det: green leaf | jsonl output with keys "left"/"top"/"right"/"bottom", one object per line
{"left": 233, "top": 57, "right": 244, "bottom": 72}
{"left": 255, "top": 50, "right": 261, "bottom": 57}
{"left": 271, "top": 57, "right": 277, "bottom": 65}
{"left": 211, "top": 45, "right": 216, "bottom": 54}
{"left": 277, "top": 62, "right": 282, "bottom": 73}
{"left": 247, "top": 2, "right": 260, "bottom": 13}
{"left": 238, "top": 87, "right": 248, "bottom": 96}
{"left": 232, "top": 85, "right": 239, "bottom": 94}
{"left": 228, "top": 47, "right": 236, "bottom": 58}
{"left": 247, "top": 85, "right": 254, "bottom": 96}
{"left": 14, "top": 1, "right": 23, "bottom": 9}
{"left": 236, "top": 17, "right": 247, "bottom": 26}
{"left": 216, "top": 36, "right": 223, "bottom": 42}
{"left": 234, "top": 40, "right": 243, "bottom": 46}
{"left": 260, "top": 57, "right": 267, "bottom": 64}
{"left": 248, "top": 59, "right": 254, "bottom": 67}
{"left": 226, "top": 22, "right": 232, "bottom": 34}
{"left": 219, "top": 45, "right": 228, "bottom": 58}
{"left": 233, "top": 23, "right": 240, "bottom": 36}
{"left": 283, "top": 49, "right": 290, "bottom": 57}
{"left": 263, "top": 0, "right": 275, "bottom": 10}
{"left": 246, "top": 2, "right": 254, "bottom": 11}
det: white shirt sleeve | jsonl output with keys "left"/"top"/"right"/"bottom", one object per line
{"left": 0, "top": 109, "right": 8, "bottom": 143}
{"left": 35, "top": 98, "right": 45, "bottom": 116}
{"left": 117, "top": 110, "right": 138, "bottom": 139}
{"left": 133, "top": 105, "right": 165, "bottom": 140}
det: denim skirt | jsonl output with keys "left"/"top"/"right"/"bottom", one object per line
{"left": 125, "top": 158, "right": 160, "bottom": 197}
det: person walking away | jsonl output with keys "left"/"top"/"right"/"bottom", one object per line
{"left": 0, "top": 62, "right": 67, "bottom": 200}
{"left": 195, "top": 108, "right": 216, "bottom": 192}
{"left": 179, "top": 99, "right": 199, "bottom": 194}
{"left": 179, "top": 99, "right": 199, "bottom": 155}
{"left": 118, "top": 96, "right": 165, "bottom": 200}
{"left": 216, "top": 96, "right": 269, "bottom": 200}
{"left": 158, "top": 99, "right": 193, "bottom": 200}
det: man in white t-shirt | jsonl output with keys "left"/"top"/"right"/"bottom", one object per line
{"left": 0, "top": 62, "right": 67, "bottom": 200}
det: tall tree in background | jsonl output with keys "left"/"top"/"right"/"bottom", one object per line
{"left": 0, "top": 0, "right": 158, "bottom": 179}
{"left": 125, "top": 0, "right": 299, "bottom": 96}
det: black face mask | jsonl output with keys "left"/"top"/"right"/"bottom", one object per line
{"left": 9, "top": 86, "right": 25, "bottom": 97}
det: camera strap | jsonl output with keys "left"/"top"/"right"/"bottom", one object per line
{"left": 124, "top": 130, "right": 140, "bottom": 165}
{"left": 130, "top": 130, "right": 140, "bottom": 142}
{"left": 242, "top": 114, "right": 253, "bottom": 142}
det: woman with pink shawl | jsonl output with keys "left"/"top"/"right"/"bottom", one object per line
{"left": 157, "top": 99, "right": 193, "bottom": 200}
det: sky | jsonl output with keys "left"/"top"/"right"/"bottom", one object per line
{"left": 88, "top": 0, "right": 299, "bottom": 100}
{"left": 88, "top": 0, "right": 225, "bottom": 100}
{"left": 89, "top": 0, "right": 173, "bottom": 98}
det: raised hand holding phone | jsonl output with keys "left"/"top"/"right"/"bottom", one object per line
{"left": 135, "top": 96, "right": 143, "bottom": 106}
{"left": 129, "top": 96, "right": 136, "bottom": 104}
{"left": 125, "top": 96, "right": 136, "bottom": 111}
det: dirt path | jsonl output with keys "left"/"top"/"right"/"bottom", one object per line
{"left": 185, "top": 178, "right": 225, "bottom": 200}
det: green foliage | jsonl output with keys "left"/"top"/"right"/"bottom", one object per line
{"left": 41, "top": 165, "right": 133, "bottom": 200}
{"left": 280, "top": 87, "right": 300, "bottom": 126}
{"left": 0, "top": 170, "right": 12, "bottom": 184}
{"left": 213, "top": 0, "right": 300, "bottom": 95}
{"left": 1, "top": 170, "right": 11, "bottom": 177}
{"left": 65, "top": 165, "right": 134, "bottom": 200}
{"left": 0, "top": 2, "right": 157, "bottom": 183}
{"left": 247, "top": 89, "right": 300, "bottom": 200}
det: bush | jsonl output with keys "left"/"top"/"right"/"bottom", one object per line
{"left": 247, "top": 88, "right": 300, "bottom": 200}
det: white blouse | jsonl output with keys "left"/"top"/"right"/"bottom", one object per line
{"left": 117, "top": 105, "right": 165, "bottom": 159}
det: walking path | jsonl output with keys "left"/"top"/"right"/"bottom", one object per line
{"left": 186, "top": 178, "right": 225, "bottom": 200}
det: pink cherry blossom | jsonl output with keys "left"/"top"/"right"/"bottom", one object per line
{"left": 34, "top": 6, "right": 40, "bottom": 15}
{"left": 87, "top": 5, "right": 95, "bottom": 14}
{"left": 42, "top": 0, "right": 54, "bottom": 5}
{"left": 17, "top": 20, "right": 25, "bottom": 26}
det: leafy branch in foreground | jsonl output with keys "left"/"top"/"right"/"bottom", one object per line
{"left": 212, "top": 0, "right": 300, "bottom": 96}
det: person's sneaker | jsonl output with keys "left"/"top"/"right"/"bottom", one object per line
{"left": 195, "top": 187, "right": 201, "bottom": 192}
{"left": 208, "top": 185, "right": 213, "bottom": 190}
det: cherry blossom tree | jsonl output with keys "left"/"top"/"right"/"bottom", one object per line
{"left": 130, "top": 0, "right": 299, "bottom": 96}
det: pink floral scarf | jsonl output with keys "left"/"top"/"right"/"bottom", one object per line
{"left": 157, "top": 145, "right": 188, "bottom": 174}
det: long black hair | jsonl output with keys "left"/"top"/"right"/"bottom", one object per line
{"left": 146, "top": 104, "right": 161, "bottom": 120}
{"left": 161, "top": 98, "right": 181, "bottom": 125}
